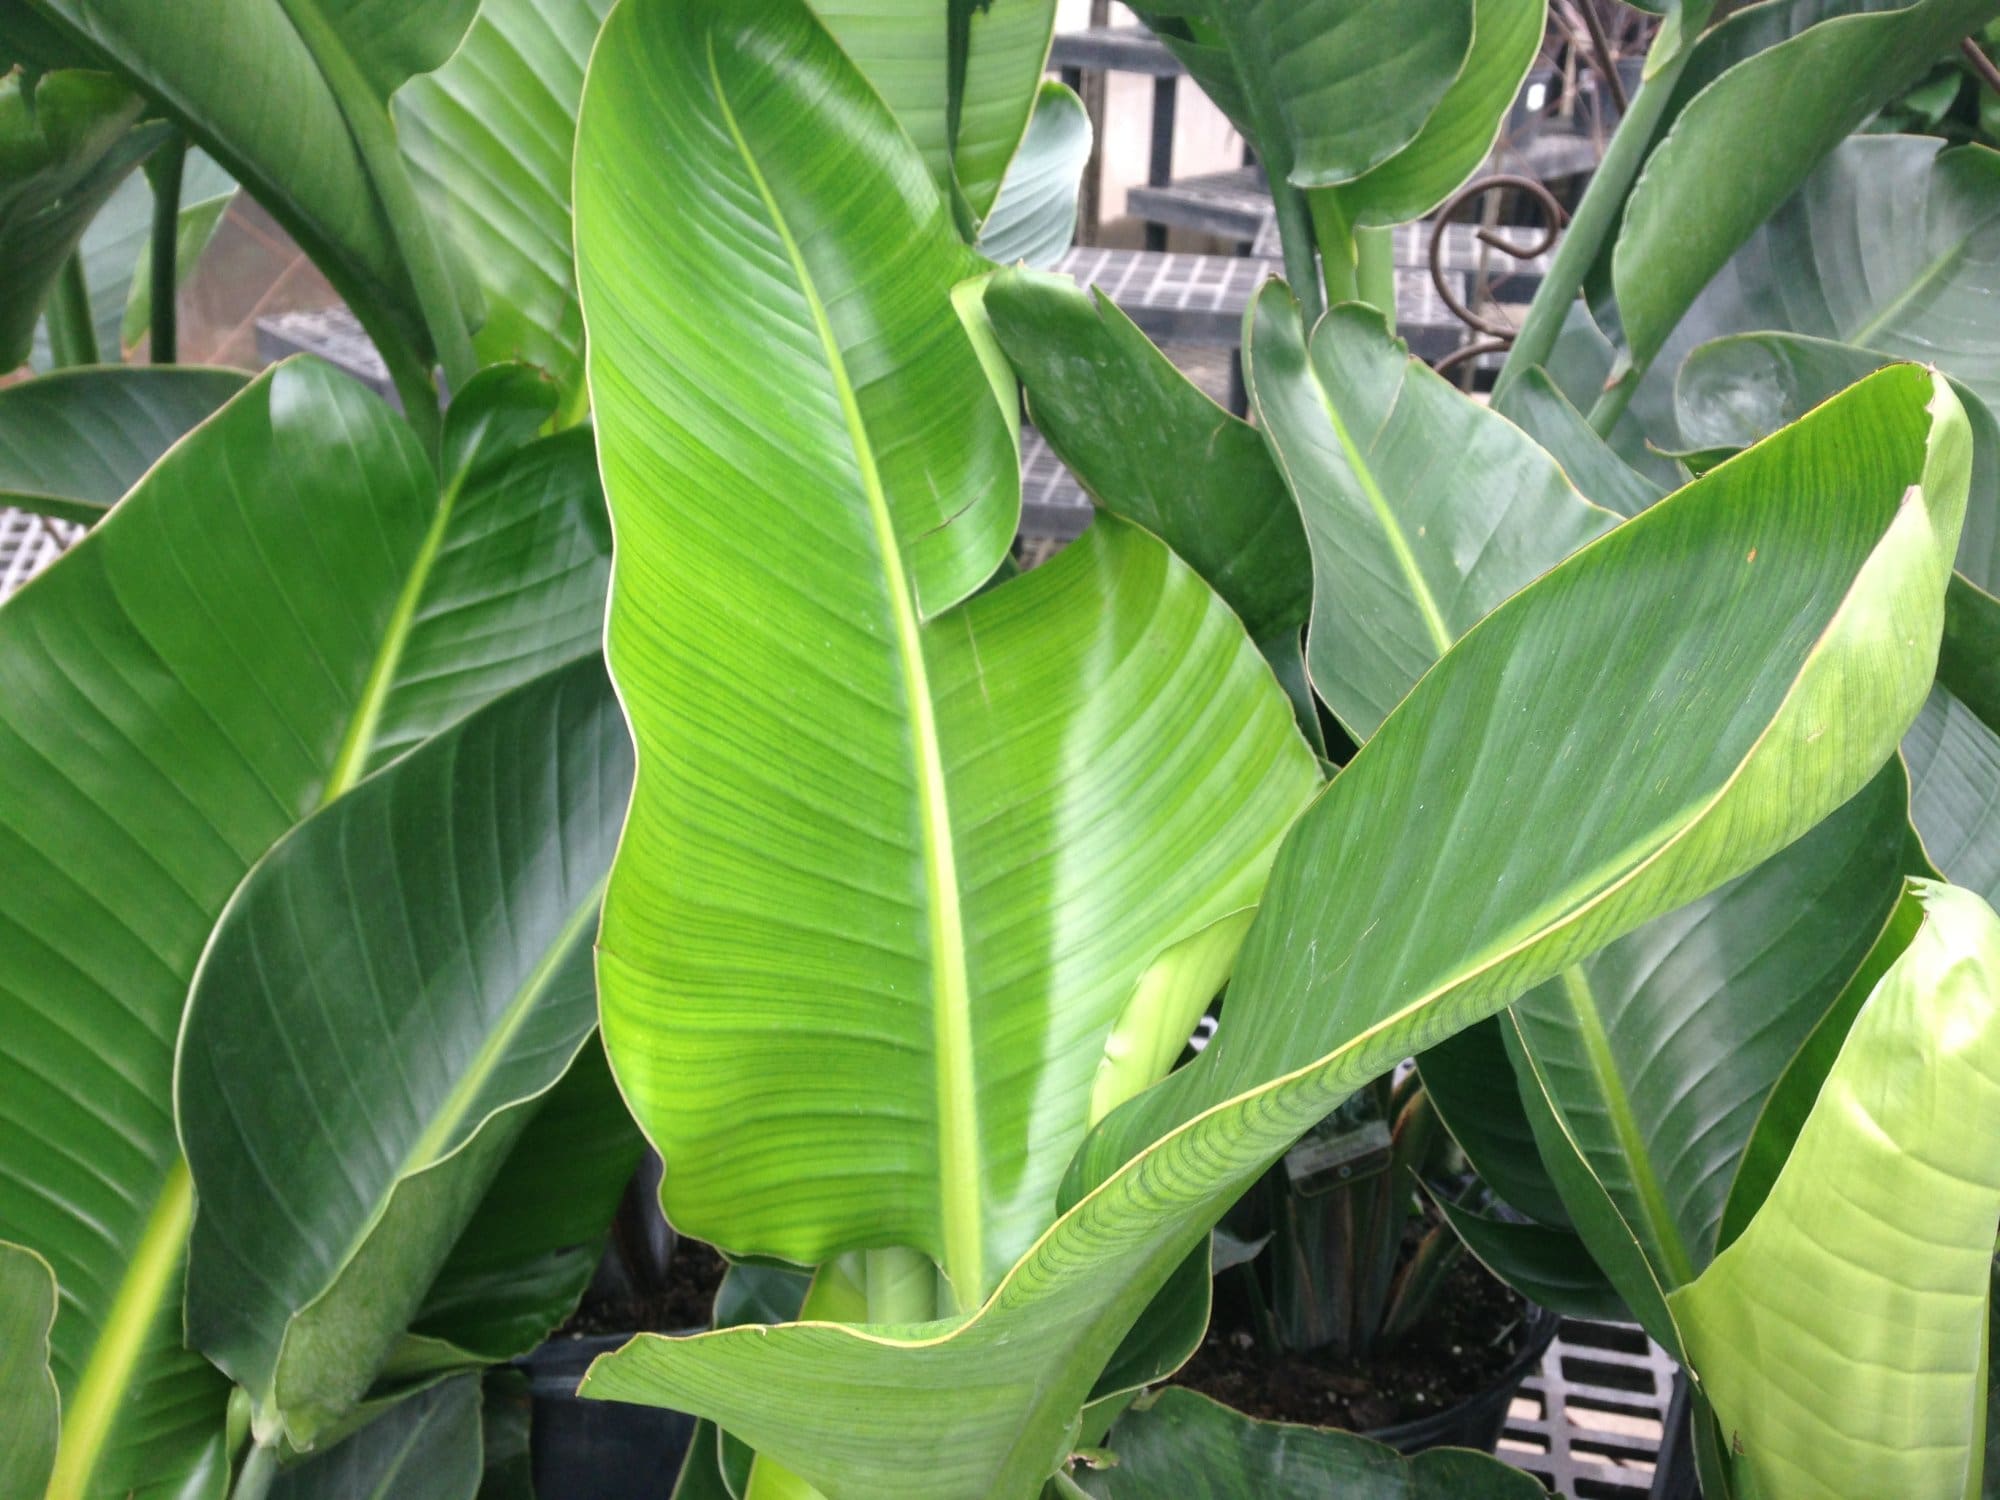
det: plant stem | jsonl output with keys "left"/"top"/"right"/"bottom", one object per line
{"left": 228, "top": 1440, "right": 279, "bottom": 1500}
{"left": 1491, "top": 35, "right": 1697, "bottom": 402}
{"left": 1048, "top": 1468, "right": 1095, "bottom": 1500}
{"left": 47, "top": 254, "right": 99, "bottom": 368}
{"left": 1355, "top": 225, "right": 1396, "bottom": 322}
{"left": 1586, "top": 368, "right": 1640, "bottom": 435}
{"left": 149, "top": 133, "right": 187, "bottom": 364}
{"left": 1270, "top": 180, "right": 1324, "bottom": 325}
{"left": 1307, "top": 188, "right": 1357, "bottom": 310}
{"left": 863, "top": 1246, "right": 937, "bottom": 1322}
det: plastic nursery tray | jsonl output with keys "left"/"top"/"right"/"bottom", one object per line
{"left": 1501, "top": 1319, "right": 1678, "bottom": 1497}
{"left": 0, "top": 508, "right": 81, "bottom": 600}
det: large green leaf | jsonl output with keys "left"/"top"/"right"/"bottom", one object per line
{"left": 579, "top": 365, "right": 1968, "bottom": 1500}
{"left": 1245, "top": 291, "right": 1615, "bottom": 739}
{"left": 17, "top": 0, "right": 482, "bottom": 386}
{"left": 982, "top": 268, "right": 1311, "bottom": 646}
{"left": 0, "top": 359, "right": 610, "bottom": 1498}
{"left": 1076, "top": 1387, "right": 1545, "bottom": 1498}
{"left": 1, "top": 1241, "right": 59, "bottom": 1499}
{"left": 0, "top": 365, "right": 247, "bottom": 522}
{"left": 1610, "top": 0, "right": 2000, "bottom": 371}
{"left": 1664, "top": 138, "right": 2000, "bottom": 416}
{"left": 268, "top": 1375, "right": 483, "bottom": 1500}
{"left": 395, "top": 0, "right": 617, "bottom": 409}
{"left": 971, "top": 81, "right": 1088, "bottom": 270}
{"left": 1314, "top": 0, "right": 1544, "bottom": 229}
{"left": 1131, "top": 1, "right": 1475, "bottom": 190}
{"left": 0, "top": 67, "right": 153, "bottom": 368}
{"left": 807, "top": 0, "right": 1056, "bottom": 226}
{"left": 178, "top": 658, "right": 631, "bottom": 1448}
{"left": 1669, "top": 880, "right": 2000, "bottom": 1500}
{"left": 1500, "top": 759, "right": 1912, "bottom": 1344}
{"left": 576, "top": 0, "right": 1320, "bottom": 1310}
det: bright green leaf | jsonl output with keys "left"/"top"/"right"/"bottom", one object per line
{"left": 580, "top": 364, "right": 1969, "bottom": 1500}
{"left": 1670, "top": 880, "right": 2000, "bottom": 1500}
{"left": 576, "top": 0, "right": 1319, "bottom": 1310}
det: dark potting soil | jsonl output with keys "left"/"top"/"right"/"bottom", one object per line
{"left": 1173, "top": 1253, "right": 1532, "bottom": 1431}
{"left": 559, "top": 1238, "right": 731, "bottom": 1337}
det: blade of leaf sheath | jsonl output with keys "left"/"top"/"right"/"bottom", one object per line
{"left": 395, "top": 0, "right": 618, "bottom": 409}
{"left": 577, "top": 0, "right": 1317, "bottom": 1305}
{"left": 1504, "top": 760, "right": 1912, "bottom": 1300}
{"left": 983, "top": 268, "right": 1311, "bottom": 645}
{"left": 268, "top": 1375, "right": 483, "bottom": 1500}
{"left": 1076, "top": 1387, "right": 1548, "bottom": 1499}
{"left": 1493, "top": 367, "right": 1666, "bottom": 519}
{"left": 1, "top": 1241, "right": 60, "bottom": 1499}
{"left": 178, "top": 659, "right": 632, "bottom": 1446}
{"left": 1610, "top": 0, "right": 2000, "bottom": 371}
{"left": 1906, "top": 686, "right": 2000, "bottom": 906}
{"left": 1419, "top": 1019, "right": 1574, "bottom": 1228}
{"left": 0, "top": 366, "right": 249, "bottom": 523}
{"left": 395, "top": 1038, "right": 642, "bottom": 1373}
{"left": 1430, "top": 1199, "right": 1628, "bottom": 1323}
{"left": 972, "top": 81, "right": 1089, "bottom": 270}
{"left": 1246, "top": 290, "right": 1616, "bottom": 740}
{"left": 1316, "top": 0, "right": 1545, "bottom": 228}
{"left": 0, "top": 358, "right": 434, "bottom": 1500}
{"left": 0, "top": 67, "right": 154, "bottom": 369}
{"left": 19, "top": 0, "right": 482, "bottom": 380}
{"left": 807, "top": 0, "right": 1056, "bottom": 224}
{"left": 577, "top": 367, "right": 1968, "bottom": 1500}
{"left": 476, "top": 1371, "right": 533, "bottom": 1500}
{"left": 1668, "top": 881, "right": 2000, "bottom": 1500}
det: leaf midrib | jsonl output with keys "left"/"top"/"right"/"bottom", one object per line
{"left": 1557, "top": 965, "right": 1699, "bottom": 1288}
{"left": 705, "top": 34, "right": 983, "bottom": 1312}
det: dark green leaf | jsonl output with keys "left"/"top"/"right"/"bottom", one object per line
{"left": 0, "top": 364, "right": 247, "bottom": 522}
{"left": 1076, "top": 1386, "right": 1551, "bottom": 1498}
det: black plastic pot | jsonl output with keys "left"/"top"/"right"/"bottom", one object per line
{"left": 519, "top": 1332, "right": 699, "bottom": 1500}
{"left": 1649, "top": 1371, "right": 1701, "bottom": 1500}
{"left": 1367, "top": 1304, "right": 1562, "bottom": 1455}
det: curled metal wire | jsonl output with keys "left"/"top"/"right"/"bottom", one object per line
{"left": 1427, "top": 173, "right": 1569, "bottom": 347}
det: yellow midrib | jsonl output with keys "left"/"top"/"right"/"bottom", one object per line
{"left": 1558, "top": 966, "right": 1699, "bottom": 1288}
{"left": 706, "top": 38, "right": 983, "bottom": 1313}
